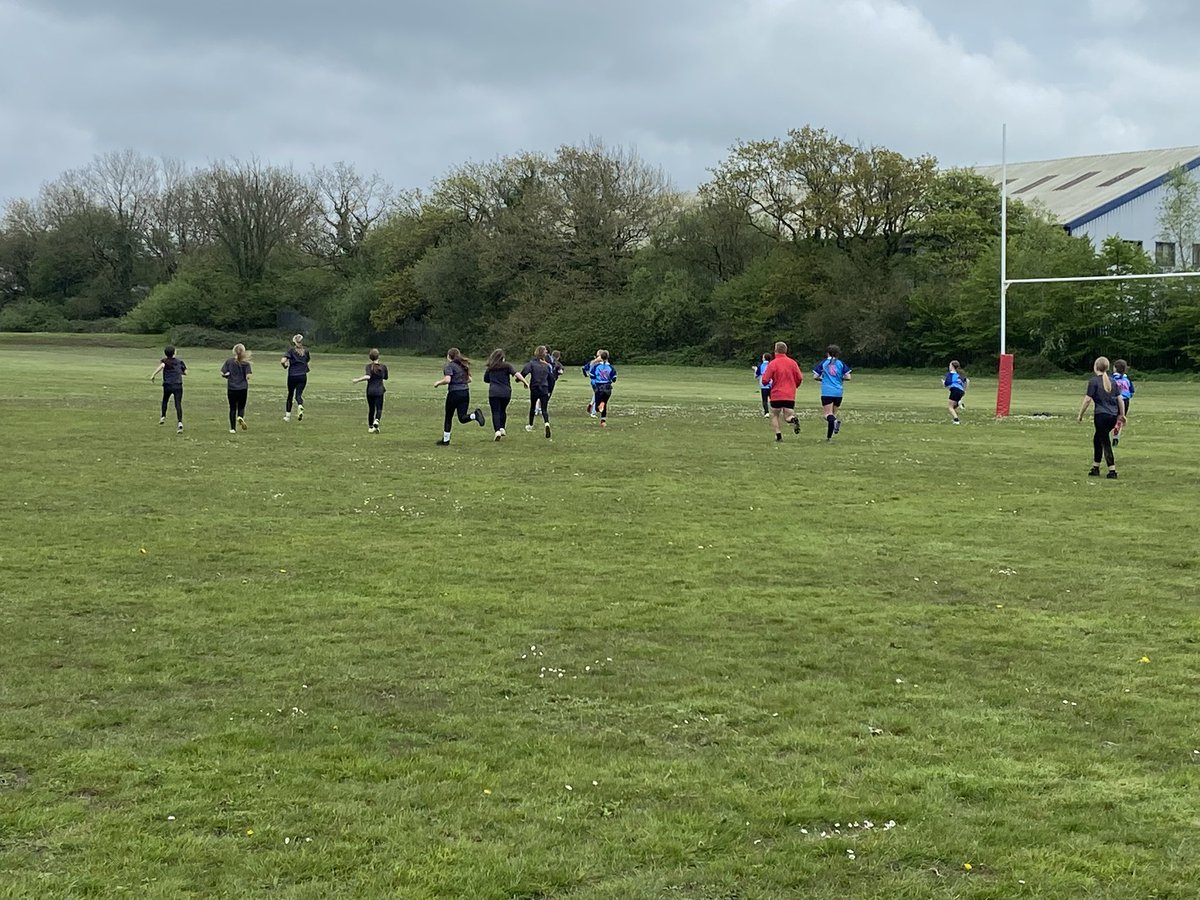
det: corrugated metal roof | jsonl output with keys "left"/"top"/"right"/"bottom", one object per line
{"left": 974, "top": 146, "right": 1200, "bottom": 229}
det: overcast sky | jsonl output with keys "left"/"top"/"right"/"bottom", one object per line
{"left": 2, "top": 0, "right": 1198, "bottom": 204}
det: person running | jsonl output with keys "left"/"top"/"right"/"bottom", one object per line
{"left": 351, "top": 348, "right": 388, "bottom": 433}
{"left": 522, "top": 345, "right": 555, "bottom": 438}
{"left": 813, "top": 345, "right": 852, "bottom": 440}
{"left": 1111, "top": 359, "right": 1134, "bottom": 446}
{"left": 433, "top": 348, "right": 485, "bottom": 446}
{"left": 483, "top": 348, "right": 529, "bottom": 441}
{"left": 150, "top": 345, "right": 186, "bottom": 433}
{"left": 280, "top": 333, "right": 311, "bottom": 422}
{"left": 1077, "top": 356, "right": 1126, "bottom": 479}
{"left": 760, "top": 341, "right": 803, "bottom": 442}
{"left": 590, "top": 350, "right": 617, "bottom": 427}
{"left": 582, "top": 351, "right": 602, "bottom": 417}
{"left": 542, "top": 349, "right": 564, "bottom": 415}
{"left": 943, "top": 361, "right": 969, "bottom": 424}
{"left": 754, "top": 352, "right": 773, "bottom": 417}
{"left": 220, "top": 343, "right": 253, "bottom": 433}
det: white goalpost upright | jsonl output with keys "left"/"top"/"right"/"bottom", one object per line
{"left": 995, "top": 126, "right": 1200, "bottom": 417}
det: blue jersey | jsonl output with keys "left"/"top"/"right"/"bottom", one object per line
{"left": 591, "top": 362, "right": 616, "bottom": 386}
{"left": 1112, "top": 373, "right": 1133, "bottom": 400}
{"left": 755, "top": 360, "right": 771, "bottom": 389}
{"left": 813, "top": 358, "right": 851, "bottom": 397}
{"left": 943, "top": 371, "right": 968, "bottom": 392}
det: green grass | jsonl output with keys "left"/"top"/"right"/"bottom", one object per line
{"left": 1, "top": 340, "right": 1197, "bottom": 898}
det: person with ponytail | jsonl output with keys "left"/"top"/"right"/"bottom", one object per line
{"left": 943, "top": 360, "right": 969, "bottom": 425}
{"left": 432, "top": 348, "right": 485, "bottom": 445}
{"left": 351, "top": 349, "right": 388, "bottom": 433}
{"left": 220, "top": 343, "right": 253, "bottom": 433}
{"left": 812, "top": 344, "right": 852, "bottom": 440}
{"left": 521, "top": 344, "right": 555, "bottom": 439}
{"left": 280, "top": 333, "right": 311, "bottom": 422}
{"left": 483, "top": 348, "right": 529, "bottom": 441}
{"left": 1077, "top": 356, "right": 1126, "bottom": 479}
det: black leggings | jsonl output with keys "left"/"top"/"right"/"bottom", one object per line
{"left": 490, "top": 395, "right": 510, "bottom": 432}
{"left": 367, "top": 393, "right": 384, "bottom": 425}
{"left": 228, "top": 389, "right": 248, "bottom": 430}
{"left": 444, "top": 391, "right": 472, "bottom": 432}
{"left": 1093, "top": 413, "right": 1118, "bottom": 466}
{"left": 161, "top": 384, "right": 183, "bottom": 421}
{"left": 595, "top": 386, "right": 612, "bottom": 420}
{"left": 286, "top": 376, "right": 307, "bottom": 412}
{"left": 529, "top": 387, "right": 550, "bottom": 425}
{"left": 760, "top": 388, "right": 770, "bottom": 415}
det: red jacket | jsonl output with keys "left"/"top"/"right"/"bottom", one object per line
{"left": 762, "top": 354, "right": 803, "bottom": 401}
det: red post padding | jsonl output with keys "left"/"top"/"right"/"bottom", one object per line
{"left": 995, "top": 353, "right": 1014, "bottom": 417}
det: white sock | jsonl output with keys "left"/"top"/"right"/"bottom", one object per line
{"left": 443, "top": 431, "right": 451, "bottom": 441}
{"left": 469, "top": 412, "right": 476, "bottom": 421}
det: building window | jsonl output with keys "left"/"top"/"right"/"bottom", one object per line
{"left": 1156, "top": 241, "right": 1177, "bottom": 267}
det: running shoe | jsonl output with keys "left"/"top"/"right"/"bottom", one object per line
{"left": 177, "top": 422, "right": 184, "bottom": 433}
{"left": 494, "top": 431, "right": 502, "bottom": 442}
{"left": 284, "top": 413, "right": 290, "bottom": 422}
{"left": 833, "top": 418, "right": 841, "bottom": 435}
{"left": 372, "top": 420, "right": 380, "bottom": 429}
{"left": 475, "top": 407, "right": 486, "bottom": 428}
{"left": 1112, "top": 436, "right": 1119, "bottom": 446}
{"left": 544, "top": 422, "right": 552, "bottom": 439}
{"left": 525, "top": 425, "right": 534, "bottom": 432}
{"left": 159, "top": 416, "right": 165, "bottom": 425}
{"left": 1106, "top": 470, "right": 1118, "bottom": 479}
{"left": 790, "top": 416, "right": 800, "bottom": 435}
{"left": 600, "top": 420, "right": 607, "bottom": 428}
{"left": 1088, "top": 466, "right": 1100, "bottom": 477}
{"left": 237, "top": 416, "right": 247, "bottom": 431}
{"left": 230, "top": 429, "right": 237, "bottom": 434}
{"left": 435, "top": 439, "right": 450, "bottom": 446}
{"left": 297, "top": 404, "right": 304, "bottom": 421}
{"left": 952, "top": 418, "right": 960, "bottom": 425}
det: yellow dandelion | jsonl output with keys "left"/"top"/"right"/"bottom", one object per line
{"left": 1139, "top": 656, "right": 1150, "bottom": 664}
{"left": 483, "top": 789, "right": 492, "bottom": 795}
{"left": 246, "top": 829, "right": 254, "bottom": 836}
{"left": 963, "top": 862, "right": 972, "bottom": 872}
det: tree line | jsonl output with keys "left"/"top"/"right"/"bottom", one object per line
{"left": 2, "top": 130, "right": 1199, "bottom": 370}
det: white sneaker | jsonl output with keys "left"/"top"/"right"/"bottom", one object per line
{"left": 159, "top": 416, "right": 165, "bottom": 425}
{"left": 238, "top": 416, "right": 247, "bottom": 431}
{"left": 494, "top": 430, "right": 502, "bottom": 442}
{"left": 284, "top": 413, "right": 290, "bottom": 422}
{"left": 499, "top": 428, "right": 506, "bottom": 437}
{"left": 229, "top": 429, "right": 237, "bottom": 434}
{"left": 525, "top": 425, "right": 534, "bottom": 432}
{"left": 372, "top": 420, "right": 380, "bottom": 429}
{"left": 177, "top": 423, "right": 184, "bottom": 433}
{"left": 544, "top": 422, "right": 552, "bottom": 439}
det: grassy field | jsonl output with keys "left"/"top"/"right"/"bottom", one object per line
{"left": 1, "top": 338, "right": 1198, "bottom": 899}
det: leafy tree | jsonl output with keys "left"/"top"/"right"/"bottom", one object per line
{"left": 1156, "top": 165, "right": 1200, "bottom": 270}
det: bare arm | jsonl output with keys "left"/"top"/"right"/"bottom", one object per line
{"left": 1077, "top": 395, "right": 1092, "bottom": 421}
{"left": 352, "top": 375, "right": 369, "bottom": 384}
{"left": 280, "top": 355, "right": 290, "bottom": 369}
{"left": 150, "top": 362, "right": 165, "bottom": 381}
{"left": 433, "top": 375, "right": 450, "bottom": 388}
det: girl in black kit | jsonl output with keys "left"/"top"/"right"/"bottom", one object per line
{"left": 522, "top": 345, "right": 554, "bottom": 439}
{"left": 281, "top": 333, "right": 311, "bottom": 422}
{"left": 432, "top": 348, "right": 486, "bottom": 446}
{"left": 483, "top": 348, "right": 529, "bottom": 441}
{"left": 220, "top": 343, "right": 253, "bottom": 433}
{"left": 150, "top": 345, "right": 187, "bottom": 433}
{"left": 1077, "top": 355, "right": 1126, "bottom": 479}
{"left": 351, "top": 348, "right": 388, "bottom": 433}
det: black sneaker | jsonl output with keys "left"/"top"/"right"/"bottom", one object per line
{"left": 544, "top": 421, "right": 552, "bottom": 439}
{"left": 1088, "top": 467, "right": 1100, "bottom": 477}
{"left": 474, "top": 408, "right": 486, "bottom": 428}
{"left": 435, "top": 439, "right": 450, "bottom": 446}
{"left": 833, "top": 418, "right": 841, "bottom": 435}
{"left": 789, "top": 416, "right": 800, "bottom": 435}
{"left": 775, "top": 433, "right": 782, "bottom": 442}
{"left": 1106, "top": 470, "right": 1118, "bottom": 479}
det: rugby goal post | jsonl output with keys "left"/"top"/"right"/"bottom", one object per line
{"left": 995, "top": 125, "right": 1200, "bottom": 417}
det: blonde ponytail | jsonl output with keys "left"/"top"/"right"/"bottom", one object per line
{"left": 1095, "top": 356, "right": 1111, "bottom": 393}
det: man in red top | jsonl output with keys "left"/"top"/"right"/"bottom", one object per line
{"left": 761, "top": 341, "right": 803, "bottom": 442}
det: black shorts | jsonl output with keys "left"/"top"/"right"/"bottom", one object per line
{"left": 820, "top": 395, "right": 843, "bottom": 409}
{"left": 948, "top": 388, "right": 965, "bottom": 404}
{"left": 769, "top": 399, "right": 794, "bottom": 410}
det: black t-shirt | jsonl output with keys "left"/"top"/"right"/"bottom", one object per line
{"left": 285, "top": 347, "right": 311, "bottom": 377}
{"left": 521, "top": 358, "right": 552, "bottom": 391}
{"left": 365, "top": 363, "right": 388, "bottom": 395}
{"left": 161, "top": 357, "right": 186, "bottom": 386}
{"left": 443, "top": 361, "right": 469, "bottom": 392}
{"left": 1086, "top": 375, "right": 1121, "bottom": 417}
{"left": 484, "top": 362, "right": 517, "bottom": 398}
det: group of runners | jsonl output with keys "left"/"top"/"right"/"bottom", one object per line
{"left": 754, "top": 342, "right": 854, "bottom": 442}
{"left": 148, "top": 337, "right": 619, "bottom": 443}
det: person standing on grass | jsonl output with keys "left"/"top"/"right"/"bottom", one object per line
{"left": 754, "top": 352, "right": 773, "bottom": 417}
{"left": 483, "top": 348, "right": 529, "bottom": 441}
{"left": 221, "top": 343, "right": 253, "bottom": 433}
{"left": 590, "top": 350, "right": 617, "bottom": 427}
{"left": 1111, "top": 359, "right": 1135, "bottom": 446}
{"left": 1078, "top": 356, "right": 1126, "bottom": 479}
{"left": 812, "top": 344, "right": 852, "bottom": 441}
{"left": 943, "top": 360, "right": 969, "bottom": 425}
{"left": 150, "top": 345, "right": 186, "bottom": 433}
{"left": 522, "top": 345, "right": 555, "bottom": 439}
{"left": 351, "top": 349, "right": 388, "bottom": 433}
{"left": 582, "top": 350, "right": 602, "bottom": 417}
{"left": 760, "top": 341, "right": 802, "bottom": 442}
{"left": 433, "top": 348, "right": 485, "bottom": 446}
{"left": 280, "top": 334, "right": 310, "bottom": 422}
